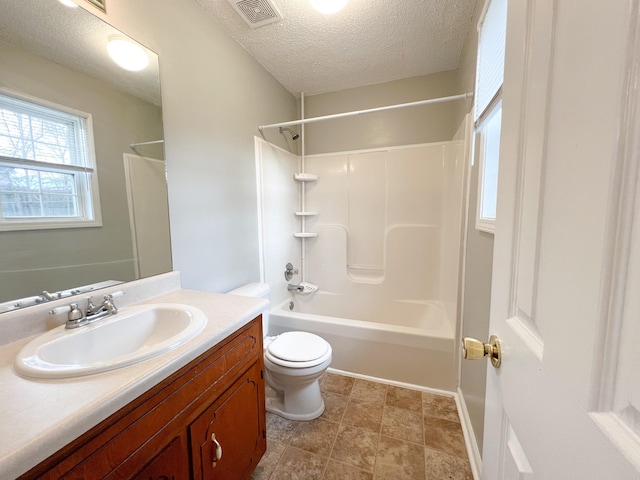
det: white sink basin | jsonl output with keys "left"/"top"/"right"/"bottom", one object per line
{"left": 14, "top": 303, "right": 207, "bottom": 379}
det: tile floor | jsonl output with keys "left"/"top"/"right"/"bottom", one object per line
{"left": 252, "top": 372, "right": 473, "bottom": 480}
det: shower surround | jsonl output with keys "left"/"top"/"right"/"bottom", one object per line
{"left": 256, "top": 138, "right": 466, "bottom": 389}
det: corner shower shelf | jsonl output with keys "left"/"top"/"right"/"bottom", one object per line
{"left": 293, "top": 173, "right": 318, "bottom": 182}
{"left": 293, "top": 232, "right": 318, "bottom": 238}
{"left": 294, "top": 211, "right": 318, "bottom": 217}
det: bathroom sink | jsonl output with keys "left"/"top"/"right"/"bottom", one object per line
{"left": 14, "top": 303, "right": 207, "bottom": 379}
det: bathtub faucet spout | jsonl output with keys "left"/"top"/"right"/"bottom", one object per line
{"left": 287, "top": 284, "right": 304, "bottom": 292}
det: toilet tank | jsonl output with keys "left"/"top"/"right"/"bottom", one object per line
{"left": 227, "top": 283, "right": 270, "bottom": 336}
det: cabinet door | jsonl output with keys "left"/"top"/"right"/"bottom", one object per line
{"left": 190, "top": 362, "right": 266, "bottom": 480}
{"left": 132, "top": 435, "right": 190, "bottom": 480}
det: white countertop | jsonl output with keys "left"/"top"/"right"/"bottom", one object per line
{"left": 0, "top": 287, "right": 267, "bottom": 479}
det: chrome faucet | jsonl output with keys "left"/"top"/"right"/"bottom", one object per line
{"left": 35, "top": 290, "right": 61, "bottom": 303}
{"left": 86, "top": 294, "right": 118, "bottom": 318}
{"left": 287, "top": 284, "right": 304, "bottom": 292}
{"left": 62, "top": 294, "right": 119, "bottom": 329}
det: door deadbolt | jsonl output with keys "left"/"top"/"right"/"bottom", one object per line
{"left": 462, "top": 335, "right": 502, "bottom": 368}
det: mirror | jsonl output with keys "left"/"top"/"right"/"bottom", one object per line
{"left": 0, "top": 0, "right": 171, "bottom": 312}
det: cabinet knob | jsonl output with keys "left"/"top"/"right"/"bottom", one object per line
{"left": 211, "top": 433, "right": 223, "bottom": 467}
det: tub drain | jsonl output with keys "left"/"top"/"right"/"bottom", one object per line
{"left": 288, "top": 301, "right": 294, "bottom": 311}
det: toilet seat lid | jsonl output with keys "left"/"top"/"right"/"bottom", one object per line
{"left": 267, "top": 332, "right": 330, "bottom": 362}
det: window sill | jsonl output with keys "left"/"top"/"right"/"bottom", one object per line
{"left": 475, "top": 218, "right": 496, "bottom": 235}
{"left": 0, "top": 219, "right": 102, "bottom": 232}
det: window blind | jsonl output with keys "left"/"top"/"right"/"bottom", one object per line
{"left": 0, "top": 93, "right": 89, "bottom": 168}
{"left": 474, "top": 0, "right": 507, "bottom": 122}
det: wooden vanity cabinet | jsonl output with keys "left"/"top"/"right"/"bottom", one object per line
{"left": 19, "top": 316, "right": 266, "bottom": 480}
{"left": 190, "top": 362, "right": 265, "bottom": 480}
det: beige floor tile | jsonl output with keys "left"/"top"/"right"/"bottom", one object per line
{"left": 425, "top": 447, "right": 474, "bottom": 479}
{"left": 266, "top": 412, "right": 300, "bottom": 443}
{"left": 251, "top": 440, "right": 286, "bottom": 479}
{"left": 380, "top": 404, "right": 423, "bottom": 444}
{"left": 374, "top": 435, "right": 426, "bottom": 479}
{"left": 323, "top": 460, "right": 374, "bottom": 480}
{"left": 289, "top": 417, "right": 340, "bottom": 457}
{"left": 351, "top": 379, "right": 387, "bottom": 404}
{"left": 320, "top": 391, "right": 349, "bottom": 423}
{"left": 343, "top": 398, "right": 384, "bottom": 432}
{"left": 255, "top": 373, "right": 472, "bottom": 480}
{"left": 270, "top": 446, "right": 327, "bottom": 480}
{"left": 422, "top": 392, "right": 460, "bottom": 422}
{"left": 385, "top": 385, "right": 423, "bottom": 413}
{"left": 321, "top": 372, "right": 355, "bottom": 396}
{"left": 423, "top": 415, "right": 467, "bottom": 458}
{"left": 330, "top": 424, "right": 380, "bottom": 472}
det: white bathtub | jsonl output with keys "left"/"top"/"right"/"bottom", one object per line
{"left": 268, "top": 292, "right": 456, "bottom": 391}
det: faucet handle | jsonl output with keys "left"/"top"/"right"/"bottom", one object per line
{"left": 68, "top": 303, "right": 83, "bottom": 321}
{"left": 50, "top": 302, "right": 84, "bottom": 315}
{"left": 50, "top": 304, "right": 71, "bottom": 315}
{"left": 87, "top": 290, "right": 124, "bottom": 302}
{"left": 103, "top": 290, "right": 124, "bottom": 301}
{"left": 50, "top": 303, "right": 86, "bottom": 328}
{"left": 65, "top": 304, "right": 86, "bottom": 329}
{"left": 284, "top": 263, "right": 299, "bottom": 281}
{"left": 104, "top": 297, "right": 118, "bottom": 315}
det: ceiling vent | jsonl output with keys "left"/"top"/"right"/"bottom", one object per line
{"left": 227, "top": 0, "right": 283, "bottom": 29}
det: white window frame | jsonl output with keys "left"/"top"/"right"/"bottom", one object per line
{"left": 473, "top": 0, "right": 507, "bottom": 234}
{"left": 475, "top": 98, "right": 502, "bottom": 234}
{"left": 0, "top": 89, "right": 102, "bottom": 231}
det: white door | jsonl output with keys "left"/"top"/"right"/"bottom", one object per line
{"left": 481, "top": 0, "right": 640, "bottom": 478}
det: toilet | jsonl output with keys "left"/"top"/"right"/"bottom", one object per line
{"left": 228, "top": 283, "right": 332, "bottom": 421}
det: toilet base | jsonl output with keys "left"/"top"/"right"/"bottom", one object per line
{"left": 265, "top": 383, "right": 325, "bottom": 421}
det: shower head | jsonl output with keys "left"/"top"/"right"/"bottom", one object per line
{"left": 279, "top": 127, "right": 300, "bottom": 140}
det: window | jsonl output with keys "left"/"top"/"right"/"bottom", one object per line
{"left": 476, "top": 101, "right": 502, "bottom": 232}
{"left": 0, "top": 91, "right": 101, "bottom": 231}
{"left": 474, "top": 0, "right": 507, "bottom": 234}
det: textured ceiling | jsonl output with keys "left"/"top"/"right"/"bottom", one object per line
{"left": 0, "top": 0, "right": 161, "bottom": 106}
{"left": 195, "top": 0, "right": 477, "bottom": 96}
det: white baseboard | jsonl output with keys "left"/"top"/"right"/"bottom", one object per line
{"left": 326, "top": 367, "right": 455, "bottom": 397}
{"left": 456, "top": 386, "right": 483, "bottom": 479}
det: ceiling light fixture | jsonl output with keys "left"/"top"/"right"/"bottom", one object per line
{"left": 57, "top": 0, "right": 79, "bottom": 7}
{"left": 107, "top": 36, "right": 149, "bottom": 72}
{"left": 309, "top": 0, "right": 348, "bottom": 14}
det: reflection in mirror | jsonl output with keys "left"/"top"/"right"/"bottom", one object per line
{"left": 0, "top": 0, "right": 171, "bottom": 312}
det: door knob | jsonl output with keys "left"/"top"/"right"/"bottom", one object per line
{"left": 462, "top": 335, "right": 502, "bottom": 368}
